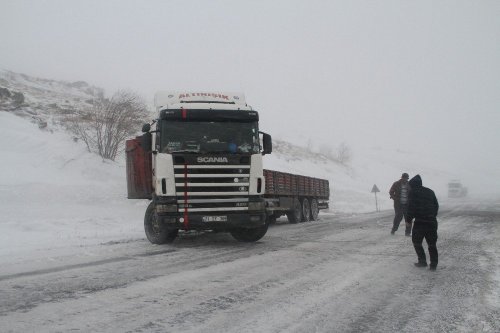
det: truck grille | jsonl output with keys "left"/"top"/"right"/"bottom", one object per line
{"left": 174, "top": 164, "right": 251, "bottom": 212}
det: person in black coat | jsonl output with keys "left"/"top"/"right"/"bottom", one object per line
{"left": 406, "top": 175, "right": 439, "bottom": 271}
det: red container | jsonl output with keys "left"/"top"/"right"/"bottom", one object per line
{"left": 126, "top": 137, "right": 153, "bottom": 199}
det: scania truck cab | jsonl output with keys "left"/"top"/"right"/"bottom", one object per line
{"left": 134, "top": 92, "right": 272, "bottom": 243}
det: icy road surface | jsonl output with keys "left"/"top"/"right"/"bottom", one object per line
{"left": 1, "top": 206, "right": 499, "bottom": 333}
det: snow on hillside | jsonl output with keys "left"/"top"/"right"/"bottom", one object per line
{"left": 0, "top": 111, "right": 146, "bottom": 265}
{"left": 0, "top": 69, "right": 103, "bottom": 129}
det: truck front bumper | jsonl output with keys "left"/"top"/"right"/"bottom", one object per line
{"left": 158, "top": 211, "right": 267, "bottom": 231}
{"left": 153, "top": 195, "right": 266, "bottom": 231}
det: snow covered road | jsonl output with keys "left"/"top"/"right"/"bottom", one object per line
{"left": 0, "top": 207, "right": 499, "bottom": 333}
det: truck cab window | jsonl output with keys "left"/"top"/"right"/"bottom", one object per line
{"left": 160, "top": 120, "right": 259, "bottom": 154}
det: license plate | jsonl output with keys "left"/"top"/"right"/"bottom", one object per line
{"left": 202, "top": 216, "right": 228, "bottom": 222}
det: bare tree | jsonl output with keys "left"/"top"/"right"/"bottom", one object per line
{"left": 336, "top": 141, "right": 352, "bottom": 165}
{"left": 70, "top": 90, "right": 150, "bottom": 161}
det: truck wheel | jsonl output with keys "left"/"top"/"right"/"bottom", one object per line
{"left": 301, "top": 198, "right": 311, "bottom": 222}
{"left": 310, "top": 199, "right": 319, "bottom": 221}
{"left": 144, "top": 202, "right": 178, "bottom": 244}
{"left": 230, "top": 224, "right": 268, "bottom": 242}
{"left": 286, "top": 199, "right": 302, "bottom": 224}
{"left": 267, "top": 214, "right": 277, "bottom": 224}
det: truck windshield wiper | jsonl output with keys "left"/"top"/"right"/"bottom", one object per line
{"left": 202, "top": 150, "right": 231, "bottom": 154}
{"left": 170, "top": 149, "right": 200, "bottom": 154}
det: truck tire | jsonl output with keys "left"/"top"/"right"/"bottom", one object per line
{"left": 301, "top": 198, "right": 311, "bottom": 222}
{"left": 230, "top": 224, "right": 268, "bottom": 242}
{"left": 144, "top": 202, "right": 178, "bottom": 244}
{"left": 310, "top": 198, "right": 319, "bottom": 221}
{"left": 286, "top": 199, "right": 302, "bottom": 224}
{"left": 267, "top": 214, "right": 277, "bottom": 224}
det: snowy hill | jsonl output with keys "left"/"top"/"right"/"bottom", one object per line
{"left": 0, "top": 70, "right": 494, "bottom": 264}
{"left": 0, "top": 69, "right": 103, "bottom": 129}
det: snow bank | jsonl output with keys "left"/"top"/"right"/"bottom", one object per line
{"left": 0, "top": 112, "right": 146, "bottom": 263}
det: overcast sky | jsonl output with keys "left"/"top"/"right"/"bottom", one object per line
{"left": 1, "top": 0, "right": 499, "bottom": 180}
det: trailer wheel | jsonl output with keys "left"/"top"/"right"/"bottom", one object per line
{"left": 144, "top": 202, "right": 178, "bottom": 244}
{"left": 230, "top": 224, "right": 268, "bottom": 242}
{"left": 310, "top": 199, "right": 319, "bottom": 221}
{"left": 301, "top": 198, "right": 311, "bottom": 222}
{"left": 286, "top": 199, "right": 302, "bottom": 224}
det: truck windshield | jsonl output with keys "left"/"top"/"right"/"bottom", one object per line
{"left": 160, "top": 120, "right": 260, "bottom": 154}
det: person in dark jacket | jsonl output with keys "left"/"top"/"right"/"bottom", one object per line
{"left": 407, "top": 174, "right": 439, "bottom": 271}
{"left": 389, "top": 173, "right": 411, "bottom": 235}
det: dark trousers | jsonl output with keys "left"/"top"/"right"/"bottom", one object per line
{"left": 412, "top": 221, "right": 438, "bottom": 267}
{"left": 392, "top": 203, "right": 410, "bottom": 234}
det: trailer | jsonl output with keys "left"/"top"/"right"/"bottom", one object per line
{"left": 264, "top": 169, "right": 329, "bottom": 223}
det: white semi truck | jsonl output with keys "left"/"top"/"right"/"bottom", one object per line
{"left": 126, "top": 92, "right": 329, "bottom": 244}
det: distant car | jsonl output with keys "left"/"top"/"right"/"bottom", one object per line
{"left": 448, "top": 180, "right": 467, "bottom": 198}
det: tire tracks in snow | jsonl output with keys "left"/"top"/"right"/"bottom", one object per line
{"left": 0, "top": 245, "right": 254, "bottom": 315}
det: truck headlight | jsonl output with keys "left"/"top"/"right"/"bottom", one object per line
{"left": 156, "top": 204, "right": 178, "bottom": 214}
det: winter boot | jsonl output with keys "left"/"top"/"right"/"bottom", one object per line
{"left": 414, "top": 262, "right": 428, "bottom": 268}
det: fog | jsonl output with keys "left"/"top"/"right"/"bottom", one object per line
{"left": 1, "top": 0, "right": 499, "bottom": 194}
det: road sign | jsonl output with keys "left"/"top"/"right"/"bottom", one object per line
{"left": 371, "top": 184, "right": 380, "bottom": 212}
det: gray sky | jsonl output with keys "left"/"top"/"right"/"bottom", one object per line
{"left": 1, "top": 0, "right": 499, "bottom": 180}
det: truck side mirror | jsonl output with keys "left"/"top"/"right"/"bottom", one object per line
{"left": 261, "top": 132, "right": 272, "bottom": 155}
{"left": 141, "top": 132, "right": 152, "bottom": 152}
{"left": 142, "top": 123, "right": 151, "bottom": 133}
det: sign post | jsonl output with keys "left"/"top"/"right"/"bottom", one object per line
{"left": 371, "top": 184, "right": 380, "bottom": 212}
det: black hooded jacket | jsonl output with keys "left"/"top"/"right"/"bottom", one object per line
{"left": 407, "top": 175, "right": 439, "bottom": 223}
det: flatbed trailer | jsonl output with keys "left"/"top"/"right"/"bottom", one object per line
{"left": 263, "top": 169, "right": 329, "bottom": 223}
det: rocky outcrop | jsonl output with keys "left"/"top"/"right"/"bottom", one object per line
{"left": 0, "top": 69, "right": 105, "bottom": 129}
